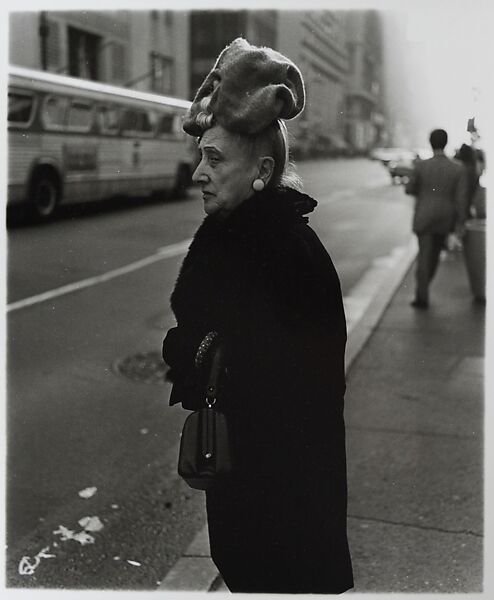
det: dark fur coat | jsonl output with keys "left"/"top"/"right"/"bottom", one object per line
{"left": 163, "top": 186, "right": 353, "bottom": 593}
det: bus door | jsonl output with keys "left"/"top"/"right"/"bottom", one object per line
{"left": 96, "top": 102, "right": 123, "bottom": 197}
{"left": 120, "top": 108, "right": 156, "bottom": 195}
{"left": 40, "top": 94, "right": 99, "bottom": 202}
{"left": 63, "top": 98, "right": 99, "bottom": 186}
{"left": 156, "top": 109, "right": 187, "bottom": 179}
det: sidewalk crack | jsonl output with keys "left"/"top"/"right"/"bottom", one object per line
{"left": 348, "top": 513, "right": 483, "bottom": 537}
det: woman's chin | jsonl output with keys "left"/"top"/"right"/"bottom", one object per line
{"left": 203, "top": 202, "right": 219, "bottom": 216}
{"left": 203, "top": 197, "right": 229, "bottom": 218}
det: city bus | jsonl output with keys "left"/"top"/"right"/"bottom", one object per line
{"left": 8, "top": 65, "right": 196, "bottom": 220}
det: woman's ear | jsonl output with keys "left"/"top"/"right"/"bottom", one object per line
{"left": 258, "top": 156, "right": 275, "bottom": 184}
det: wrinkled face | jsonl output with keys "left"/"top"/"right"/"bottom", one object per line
{"left": 192, "top": 125, "right": 258, "bottom": 218}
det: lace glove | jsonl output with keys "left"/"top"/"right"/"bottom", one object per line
{"left": 194, "top": 331, "right": 219, "bottom": 369}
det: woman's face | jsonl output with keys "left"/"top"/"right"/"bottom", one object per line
{"left": 192, "top": 125, "right": 258, "bottom": 218}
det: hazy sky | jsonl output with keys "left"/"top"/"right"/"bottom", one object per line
{"left": 381, "top": 1, "right": 490, "bottom": 151}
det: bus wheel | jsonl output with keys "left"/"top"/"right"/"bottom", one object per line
{"left": 30, "top": 173, "right": 60, "bottom": 220}
{"left": 173, "top": 165, "right": 191, "bottom": 199}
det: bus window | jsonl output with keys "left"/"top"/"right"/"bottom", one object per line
{"left": 172, "top": 114, "right": 184, "bottom": 135}
{"left": 42, "top": 95, "right": 68, "bottom": 131}
{"left": 97, "top": 104, "right": 120, "bottom": 135}
{"left": 141, "top": 110, "right": 154, "bottom": 133}
{"left": 67, "top": 100, "right": 94, "bottom": 132}
{"left": 121, "top": 108, "right": 155, "bottom": 137}
{"left": 158, "top": 113, "right": 174, "bottom": 136}
{"left": 121, "top": 108, "right": 140, "bottom": 133}
{"left": 8, "top": 91, "right": 36, "bottom": 127}
{"left": 145, "top": 110, "right": 158, "bottom": 134}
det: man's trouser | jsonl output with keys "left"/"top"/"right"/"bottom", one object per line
{"left": 415, "top": 233, "right": 447, "bottom": 303}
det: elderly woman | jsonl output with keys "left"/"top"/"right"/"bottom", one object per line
{"left": 162, "top": 38, "right": 353, "bottom": 594}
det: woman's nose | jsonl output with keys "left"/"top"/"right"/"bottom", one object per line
{"left": 192, "top": 160, "right": 208, "bottom": 184}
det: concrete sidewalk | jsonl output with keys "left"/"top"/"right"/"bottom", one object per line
{"left": 344, "top": 248, "right": 484, "bottom": 593}
{"left": 160, "top": 246, "right": 485, "bottom": 593}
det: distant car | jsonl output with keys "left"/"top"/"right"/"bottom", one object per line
{"left": 388, "top": 149, "right": 432, "bottom": 185}
{"left": 369, "top": 147, "right": 408, "bottom": 166}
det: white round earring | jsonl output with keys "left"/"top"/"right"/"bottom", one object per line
{"left": 252, "top": 178, "right": 265, "bottom": 192}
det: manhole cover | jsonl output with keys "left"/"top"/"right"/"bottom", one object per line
{"left": 113, "top": 351, "right": 168, "bottom": 385}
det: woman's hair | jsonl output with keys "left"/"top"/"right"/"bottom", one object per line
{"left": 245, "top": 120, "right": 302, "bottom": 191}
{"left": 192, "top": 96, "right": 302, "bottom": 191}
{"left": 194, "top": 96, "right": 215, "bottom": 131}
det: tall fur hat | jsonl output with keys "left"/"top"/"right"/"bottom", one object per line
{"left": 183, "top": 37, "right": 305, "bottom": 136}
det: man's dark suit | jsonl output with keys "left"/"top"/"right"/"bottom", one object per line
{"left": 405, "top": 151, "right": 468, "bottom": 305}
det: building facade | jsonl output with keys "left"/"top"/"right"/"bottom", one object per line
{"left": 344, "top": 10, "right": 387, "bottom": 153}
{"left": 9, "top": 9, "right": 389, "bottom": 156}
{"left": 277, "top": 11, "right": 349, "bottom": 157}
{"left": 188, "top": 10, "right": 277, "bottom": 100}
{"left": 9, "top": 10, "right": 190, "bottom": 99}
{"left": 187, "top": 9, "right": 354, "bottom": 157}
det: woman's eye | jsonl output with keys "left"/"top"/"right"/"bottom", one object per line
{"left": 209, "top": 156, "right": 220, "bottom": 166}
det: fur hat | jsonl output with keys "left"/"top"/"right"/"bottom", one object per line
{"left": 183, "top": 37, "right": 305, "bottom": 136}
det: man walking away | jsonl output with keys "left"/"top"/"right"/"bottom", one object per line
{"left": 405, "top": 128, "right": 468, "bottom": 309}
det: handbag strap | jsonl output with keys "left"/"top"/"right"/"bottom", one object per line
{"left": 206, "top": 344, "right": 224, "bottom": 408}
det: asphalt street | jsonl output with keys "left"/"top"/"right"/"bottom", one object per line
{"left": 6, "top": 157, "right": 415, "bottom": 588}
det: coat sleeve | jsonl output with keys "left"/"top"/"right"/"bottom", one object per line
{"left": 162, "top": 325, "right": 214, "bottom": 409}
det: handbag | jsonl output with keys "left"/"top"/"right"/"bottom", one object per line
{"left": 178, "top": 343, "right": 233, "bottom": 491}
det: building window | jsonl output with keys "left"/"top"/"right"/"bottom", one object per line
{"left": 111, "top": 43, "right": 128, "bottom": 82}
{"left": 190, "top": 11, "right": 245, "bottom": 99}
{"left": 247, "top": 12, "right": 277, "bottom": 48}
{"left": 68, "top": 26, "right": 102, "bottom": 80}
{"left": 45, "top": 20, "right": 61, "bottom": 70}
{"left": 150, "top": 53, "right": 174, "bottom": 95}
{"left": 363, "top": 58, "right": 374, "bottom": 92}
{"left": 347, "top": 44, "right": 356, "bottom": 74}
{"left": 191, "top": 12, "right": 243, "bottom": 58}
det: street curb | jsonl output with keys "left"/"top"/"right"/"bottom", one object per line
{"left": 159, "top": 526, "right": 218, "bottom": 591}
{"left": 159, "top": 237, "right": 419, "bottom": 592}
{"left": 344, "top": 236, "right": 418, "bottom": 371}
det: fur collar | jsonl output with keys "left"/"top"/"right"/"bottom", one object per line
{"left": 205, "top": 186, "right": 317, "bottom": 234}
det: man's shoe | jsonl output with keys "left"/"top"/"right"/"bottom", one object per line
{"left": 410, "top": 299, "right": 429, "bottom": 309}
